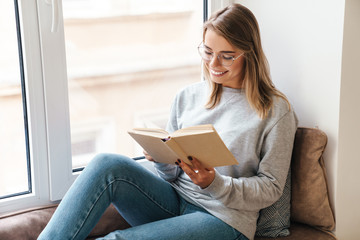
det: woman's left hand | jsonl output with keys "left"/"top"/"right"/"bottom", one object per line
{"left": 176, "top": 157, "right": 215, "bottom": 189}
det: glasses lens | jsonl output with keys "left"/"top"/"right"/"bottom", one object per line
{"left": 198, "top": 45, "right": 235, "bottom": 67}
{"left": 198, "top": 47, "right": 212, "bottom": 61}
{"left": 219, "top": 54, "right": 234, "bottom": 67}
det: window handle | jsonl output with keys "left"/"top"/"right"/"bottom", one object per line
{"left": 45, "top": 0, "right": 59, "bottom": 33}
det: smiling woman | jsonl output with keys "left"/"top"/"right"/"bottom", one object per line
{"left": 37, "top": 3, "right": 298, "bottom": 240}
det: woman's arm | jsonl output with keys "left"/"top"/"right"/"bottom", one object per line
{"left": 176, "top": 110, "right": 297, "bottom": 212}
{"left": 202, "top": 111, "right": 297, "bottom": 212}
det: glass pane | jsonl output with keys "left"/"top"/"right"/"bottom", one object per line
{"left": 62, "top": 0, "right": 203, "bottom": 169}
{"left": 0, "top": 1, "right": 30, "bottom": 198}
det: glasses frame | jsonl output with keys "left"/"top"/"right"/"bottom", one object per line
{"left": 197, "top": 42, "right": 244, "bottom": 67}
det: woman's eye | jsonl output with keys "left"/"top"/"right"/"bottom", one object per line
{"left": 222, "top": 55, "right": 233, "bottom": 60}
{"left": 204, "top": 51, "right": 213, "bottom": 55}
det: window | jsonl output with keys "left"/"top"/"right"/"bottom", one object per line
{"left": 0, "top": 0, "right": 31, "bottom": 199}
{"left": 1, "top": 0, "right": 225, "bottom": 214}
{"left": 61, "top": 0, "right": 204, "bottom": 169}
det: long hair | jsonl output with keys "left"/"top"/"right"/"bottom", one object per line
{"left": 203, "top": 3, "right": 290, "bottom": 119}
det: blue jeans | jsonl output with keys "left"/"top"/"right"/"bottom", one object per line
{"left": 38, "top": 153, "right": 248, "bottom": 240}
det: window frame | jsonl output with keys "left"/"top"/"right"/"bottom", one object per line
{"left": 0, "top": 0, "right": 52, "bottom": 214}
{"left": 37, "top": 0, "right": 75, "bottom": 201}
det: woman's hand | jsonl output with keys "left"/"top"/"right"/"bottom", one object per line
{"left": 176, "top": 156, "right": 215, "bottom": 189}
{"left": 143, "top": 150, "right": 156, "bottom": 162}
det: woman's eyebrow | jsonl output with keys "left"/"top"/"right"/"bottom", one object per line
{"left": 204, "top": 44, "right": 236, "bottom": 53}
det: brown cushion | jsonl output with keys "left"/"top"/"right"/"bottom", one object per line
{"left": 87, "top": 204, "right": 130, "bottom": 238}
{"left": 255, "top": 222, "right": 337, "bottom": 240}
{"left": 0, "top": 204, "right": 130, "bottom": 240}
{"left": 290, "top": 128, "right": 335, "bottom": 231}
{"left": 0, "top": 205, "right": 57, "bottom": 240}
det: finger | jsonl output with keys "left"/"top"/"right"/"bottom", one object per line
{"left": 187, "top": 156, "right": 203, "bottom": 170}
{"left": 177, "top": 159, "right": 198, "bottom": 179}
{"left": 143, "top": 150, "right": 155, "bottom": 162}
{"left": 188, "top": 156, "right": 215, "bottom": 172}
{"left": 179, "top": 159, "right": 216, "bottom": 188}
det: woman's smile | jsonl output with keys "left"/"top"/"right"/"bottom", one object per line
{"left": 210, "top": 69, "right": 228, "bottom": 77}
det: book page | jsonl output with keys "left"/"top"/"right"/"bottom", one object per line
{"left": 129, "top": 128, "right": 169, "bottom": 138}
{"left": 171, "top": 124, "right": 214, "bottom": 137}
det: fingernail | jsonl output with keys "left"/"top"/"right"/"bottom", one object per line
{"left": 177, "top": 159, "right": 181, "bottom": 163}
{"left": 175, "top": 162, "right": 179, "bottom": 165}
{"left": 188, "top": 156, "right": 193, "bottom": 161}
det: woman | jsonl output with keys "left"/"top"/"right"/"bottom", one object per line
{"left": 39, "top": 3, "right": 297, "bottom": 240}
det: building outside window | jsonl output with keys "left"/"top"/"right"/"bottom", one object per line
{"left": 62, "top": 0, "right": 203, "bottom": 169}
{"left": 0, "top": 0, "right": 204, "bottom": 208}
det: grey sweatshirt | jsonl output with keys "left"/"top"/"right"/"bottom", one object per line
{"left": 154, "top": 81, "right": 298, "bottom": 240}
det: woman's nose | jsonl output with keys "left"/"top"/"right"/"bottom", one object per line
{"left": 209, "top": 54, "right": 221, "bottom": 67}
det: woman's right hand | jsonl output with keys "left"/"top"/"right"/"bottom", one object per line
{"left": 143, "top": 150, "right": 156, "bottom": 162}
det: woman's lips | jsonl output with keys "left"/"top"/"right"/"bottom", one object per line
{"left": 210, "top": 69, "right": 228, "bottom": 77}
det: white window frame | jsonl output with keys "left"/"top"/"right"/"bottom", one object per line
{"left": 36, "top": 0, "right": 75, "bottom": 201}
{"left": 0, "top": 0, "right": 52, "bottom": 214}
{"left": 0, "top": 0, "right": 232, "bottom": 214}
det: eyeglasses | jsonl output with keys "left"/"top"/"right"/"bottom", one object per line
{"left": 197, "top": 43, "right": 244, "bottom": 67}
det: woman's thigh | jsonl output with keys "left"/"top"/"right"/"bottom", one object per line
{"left": 39, "top": 153, "right": 181, "bottom": 240}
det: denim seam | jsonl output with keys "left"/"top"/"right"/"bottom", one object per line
{"left": 112, "top": 177, "right": 179, "bottom": 217}
{"left": 72, "top": 177, "right": 178, "bottom": 240}
{"left": 71, "top": 180, "right": 113, "bottom": 240}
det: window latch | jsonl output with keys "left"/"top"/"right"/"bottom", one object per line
{"left": 45, "top": 0, "right": 59, "bottom": 33}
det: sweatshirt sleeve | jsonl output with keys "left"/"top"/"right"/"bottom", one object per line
{"left": 153, "top": 94, "right": 182, "bottom": 182}
{"left": 203, "top": 110, "right": 297, "bottom": 211}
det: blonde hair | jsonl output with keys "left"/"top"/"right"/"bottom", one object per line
{"left": 203, "top": 3, "right": 290, "bottom": 119}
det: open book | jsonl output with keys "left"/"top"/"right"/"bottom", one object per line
{"left": 128, "top": 124, "right": 238, "bottom": 167}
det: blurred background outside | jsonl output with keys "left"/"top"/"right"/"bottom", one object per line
{"left": 0, "top": 0, "right": 203, "bottom": 197}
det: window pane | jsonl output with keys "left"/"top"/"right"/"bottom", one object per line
{"left": 0, "top": 1, "right": 30, "bottom": 198}
{"left": 62, "top": 0, "right": 203, "bottom": 169}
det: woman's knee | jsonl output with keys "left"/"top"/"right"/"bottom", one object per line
{"left": 87, "top": 153, "right": 143, "bottom": 178}
{"left": 91, "top": 153, "right": 131, "bottom": 167}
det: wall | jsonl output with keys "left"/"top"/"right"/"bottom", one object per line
{"left": 336, "top": 0, "right": 360, "bottom": 238}
{"left": 234, "top": 0, "right": 360, "bottom": 238}
{"left": 237, "top": 0, "right": 344, "bottom": 212}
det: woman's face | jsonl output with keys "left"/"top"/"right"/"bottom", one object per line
{"left": 203, "top": 29, "right": 245, "bottom": 88}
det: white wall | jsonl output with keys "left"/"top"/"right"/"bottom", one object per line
{"left": 336, "top": 0, "right": 360, "bottom": 238}
{"left": 237, "top": 0, "right": 344, "bottom": 211}
{"left": 234, "top": 0, "right": 360, "bottom": 238}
